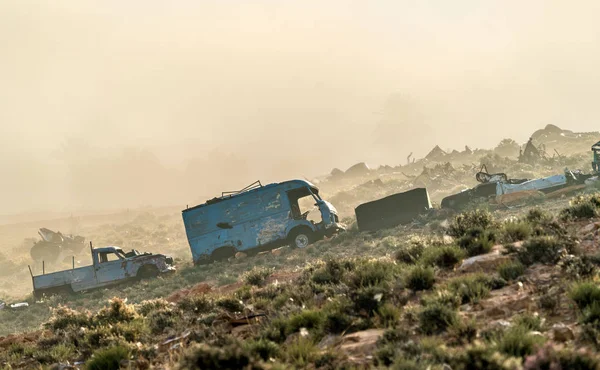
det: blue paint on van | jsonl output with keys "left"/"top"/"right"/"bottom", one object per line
{"left": 182, "top": 180, "right": 344, "bottom": 264}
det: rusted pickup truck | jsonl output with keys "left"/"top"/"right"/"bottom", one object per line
{"left": 29, "top": 246, "right": 175, "bottom": 298}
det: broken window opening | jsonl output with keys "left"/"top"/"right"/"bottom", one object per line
{"left": 287, "top": 187, "right": 319, "bottom": 221}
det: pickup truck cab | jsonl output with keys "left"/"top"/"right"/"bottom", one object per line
{"left": 30, "top": 246, "right": 175, "bottom": 298}
{"left": 182, "top": 180, "right": 345, "bottom": 265}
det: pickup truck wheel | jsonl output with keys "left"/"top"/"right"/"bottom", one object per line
{"left": 137, "top": 265, "right": 159, "bottom": 279}
{"left": 289, "top": 228, "right": 314, "bottom": 249}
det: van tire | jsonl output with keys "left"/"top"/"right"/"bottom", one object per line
{"left": 289, "top": 227, "right": 314, "bottom": 249}
{"left": 210, "top": 246, "right": 237, "bottom": 263}
{"left": 137, "top": 265, "right": 160, "bottom": 279}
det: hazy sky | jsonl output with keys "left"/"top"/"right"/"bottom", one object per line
{"left": 2, "top": 1, "right": 600, "bottom": 213}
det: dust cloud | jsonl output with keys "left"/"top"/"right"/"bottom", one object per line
{"left": 2, "top": 0, "right": 600, "bottom": 215}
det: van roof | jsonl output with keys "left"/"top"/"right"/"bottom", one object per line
{"left": 182, "top": 179, "right": 318, "bottom": 213}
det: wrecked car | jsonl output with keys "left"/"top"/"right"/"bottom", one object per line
{"left": 182, "top": 180, "right": 345, "bottom": 265}
{"left": 30, "top": 228, "right": 86, "bottom": 263}
{"left": 355, "top": 188, "right": 432, "bottom": 232}
{"left": 29, "top": 245, "right": 175, "bottom": 298}
{"left": 442, "top": 167, "right": 592, "bottom": 210}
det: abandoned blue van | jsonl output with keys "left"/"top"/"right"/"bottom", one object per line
{"left": 182, "top": 180, "right": 345, "bottom": 264}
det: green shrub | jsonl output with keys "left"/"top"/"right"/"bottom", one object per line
{"left": 449, "top": 318, "right": 478, "bottom": 345}
{"left": 216, "top": 297, "right": 245, "bottom": 313}
{"left": 137, "top": 298, "right": 171, "bottom": 316}
{"left": 448, "top": 209, "right": 496, "bottom": 238}
{"left": 560, "top": 255, "right": 597, "bottom": 280}
{"left": 86, "top": 345, "right": 130, "bottom": 370}
{"left": 523, "top": 343, "right": 600, "bottom": 370}
{"left": 284, "top": 337, "right": 319, "bottom": 367}
{"left": 502, "top": 220, "right": 532, "bottom": 242}
{"left": 497, "top": 326, "right": 545, "bottom": 358}
{"left": 177, "top": 295, "right": 214, "bottom": 314}
{"left": 95, "top": 298, "right": 137, "bottom": 325}
{"left": 322, "top": 298, "right": 354, "bottom": 334}
{"left": 582, "top": 302, "right": 600, "bottom": 327}
{"left": 419, "top": 302, "right": 458, "bottom": 334}
{"left": 420, "top": 245, "right": 466, "bottom": 269}
{"left": 395, "top": 242, "right": 426, "bottom": 264}
{"left": 570, "top": 281, "right": 600, "bottom": 310}
{"left": 177, "top": 343, "right": 259, "bottom": 370}
{"left": 498, "top": 261, "right": 526, "bottom": 281}
{"left": 351, "top": 285, "right": 387, "bottom": 316}
{"left": 517, "top": 236, "right": 563, "bottom": 266}
{"left": 447, "top": 274, "right": 491, "bottom": 304}
{"left": 243, "top": 267, "right": 272, "bottom": 287}
{"left": 449, "top": 344, "right": 515, "bottom": 370}
{"left": 286, "top": 310, "right": 325, "bottom": 336}
{"left": 404, "top": 265, "right": 435, "bottom": 291}
{"left": 45, "top": 305, "right": 91, "bottom": 331}
{"left": 458, "top": 227, "right": 496, "bottom": 257}
{"left": 525, "top": 208, "right": 553, "bottom": 224}
{"left": 244, "top": 339, "right": 280, "bottom": 361}
{"left": 514, "top": 312, "right": 543, "bottom": 331}
{"left": 376, "top": 303, "right": 402, "bottom": 328}
{"left": 345, "top": 259, "right": 397, "bottom": 289}
{"left": 146, "top": 308, "right": 183, "bottom": 335}
{"left": 421, "top": 289, "right": 462, "bottom": 309}
{"left": 560, "top": 201, "right": 598, "bottom": 220}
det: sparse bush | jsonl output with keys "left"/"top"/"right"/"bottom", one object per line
{"left": 421, "top": 289, "right": 462, "bottom": 309}
{"left": 539, "top": 293, "right": 559, "bottom": 314}
{"left": 570, "top": 281, "right": 600, "bottom": 310}
{"left": 449, "top": 343, "right": 516, "bottom": 370}
{"left": 146, "top": 308, "right": 183, "bottom": 334}
{"left": 286, "top": 310, "right": 325, "bottom": 336}
{"left": 560, "top": 255, "right": 597, "bottom": 280}
{"left": 243, "top": 267, "right": 272, "bottom": 287}
{"left": 420, "top": 245, "right": 466, "bottom": 269}
{"left": 502, "top": 220, "right": 533, "bottom": 242}
{"left": 526, "top": 208, "right": 553, "bottom": 224}
{"left": 376, "top": 303, "right": 402, "bottom": 328}
{"left": 177, "top": 295, "right": 214, "bottom": 314}
{"left": 498, "top": 261, "right": 526, "bottom": 281}
{"left": 514, "top": 312, "right": 543, "bottom": 331}
{"left": 497, "top": 326, "right": 545, "bottom": 358}
{"left": 177, "top": 343, "right": 261, "bottom": 370}
{"left": 561, "top": 201, "right": 598, "bottom": 220}
{"left": 322, "top": 298, "right": 354, "bottom": 334}
{"left": 404, "top": 265, "right": 435, "bottom": 291}
{"left": 216, "top": 297, "right": 245, "bottom": 313}
{"left": 86, "top": 345, "right": 130, "bottom": 370}
{"left": 244, "top": 339, "right": 280, "bottom": 361}
{"left": 419, "top": 302, "right": 458, "bottom": 334}
{"left": 45, "top": 305, "right": 91, "bottom": 331}
{"left": 395, "top": 238, "right": 428, "bottom": 264}
{"left": 448, "top": 209, "right": 496, "bottom": 238}
{"left": 523, "top": 343, "right": 600, "bottom": 370}
{"left": 449, "top": 318, "right": 478, "bottom": 345}
{"left": 95, "top": 298, "right": 137, "bottom": 325}
{"left": 458, "top": 227, "right": 496, "bottom": 256}
{"left": 138, "top": 298, "right": 171, "bottom": 316}
{"left": 582, "top": 302, "right": 600, "bottom": 327}
{"left": 345, "top": 259, "right": 397, "bottom": 289}
{"left": 447, "top": 274, "right": 492, "bottom": 304}
{"left": 310, "top": 259, "right": 350, "bottom": 285}
{"left": 351, "top": 285, "right": 387, "bottom": 316}
{"left": 284, "top": 337, "right": 319, "bottom": 367}
{"left": 517, "top": 236, "right": 564, "bottom": 266}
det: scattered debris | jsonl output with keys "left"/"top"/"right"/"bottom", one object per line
{"left": 30, "top": 228, "right": 86, "bottom": 263}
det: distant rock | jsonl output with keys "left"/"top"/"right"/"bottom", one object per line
{"left": 425, "top": 145, "right": 447, "bottom": 160}
{"left": 345, "top": 162, "right": 370, "bottom": 176}
{"left": 330, "top": 168, "right": 344, "bottom": 177}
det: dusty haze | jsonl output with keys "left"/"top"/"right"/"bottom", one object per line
{"left": 2, "top": 0, "right": 600, "bottom": 214}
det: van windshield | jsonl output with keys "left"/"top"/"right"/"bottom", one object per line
{"left": 288, "top": 186, "right": 319, "bottom": 221}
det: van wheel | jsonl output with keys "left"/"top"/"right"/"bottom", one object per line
{"left": 289, "top": 228, "right": 314, "bottom": 249}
